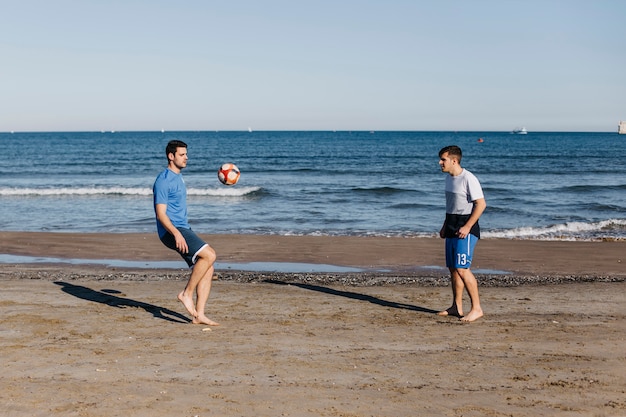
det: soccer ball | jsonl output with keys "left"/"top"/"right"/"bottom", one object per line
{"left": 217, "top": 163, "right": 240, "bottom": 186}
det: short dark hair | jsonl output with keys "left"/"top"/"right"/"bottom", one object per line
{"left": 166, "top": 140, "right": 187, "bottom": 159}
{"left": 439, "top": 145, "right": 462, "bottom": 161}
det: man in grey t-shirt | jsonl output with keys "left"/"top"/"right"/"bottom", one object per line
{"left": 437, "top": 145, "right": 487, "bottom": 322}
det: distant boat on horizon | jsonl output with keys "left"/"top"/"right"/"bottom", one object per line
{"left": 619, "top": 121, "right": 626, "bottom": 134}
{"left": 511, "top": 127, "right": 528, "bottom": 134}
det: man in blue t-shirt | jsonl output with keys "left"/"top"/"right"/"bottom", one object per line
{"left": 437, "top": 145, "right": 486, "bottom": 322}
{"left": 153, "top": 140, "right": 219, "bottom": 326}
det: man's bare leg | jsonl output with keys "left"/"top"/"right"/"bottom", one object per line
{"left": 178, "top": 246, "right": 216, "bottom": 318}
{"left": 457, "top": 268, "right": 483, "bottom": 322}
{"left": 193, "top": 263, "right": 220, "bottom": 325}
{"left": 438, "top": 268, "right": 465, "bottom": 317}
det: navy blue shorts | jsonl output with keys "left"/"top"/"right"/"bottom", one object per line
{"left": 159, "top": 227, "right": 208, "bottom": 268}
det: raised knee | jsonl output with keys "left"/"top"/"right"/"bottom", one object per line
{"left": 198, "top": 246, "right": 217, "bottom": 264}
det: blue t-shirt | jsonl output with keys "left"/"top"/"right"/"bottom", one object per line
{"left": 153, "top": 168, "right": 190, "bottom": 238}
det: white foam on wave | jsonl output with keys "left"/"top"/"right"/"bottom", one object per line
{"left": 0, "top": 186, "right": 262, "bottom": 197}
{"left": 0, "top": 186, "right": 153, "bottom": 196}
{"left": 483, "top": 219, "right": 626, "bottom": 240}
{"left": 187, "top": 186, "right": 261, "bottom": 197}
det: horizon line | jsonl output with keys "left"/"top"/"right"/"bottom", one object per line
{"left": 0, "top": 128, "right": 619, "bottom": 134}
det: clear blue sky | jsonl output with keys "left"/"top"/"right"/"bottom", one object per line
{"left": 1, "top": 0, "right": 625, "bottom": 132}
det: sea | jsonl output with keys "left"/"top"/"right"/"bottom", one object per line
{"left": 2, "top": 130, "right": 626, "bottom": 241}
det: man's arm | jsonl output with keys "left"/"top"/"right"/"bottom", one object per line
{"left": 457, "top": 198, "right": 486, "bottom": 239}
{"left": 155, "top": 203, "right": 188, "bottom": 253}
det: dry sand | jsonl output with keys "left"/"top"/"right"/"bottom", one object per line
{"left": 1, "top": 232, "right": 625, "bottom": 416}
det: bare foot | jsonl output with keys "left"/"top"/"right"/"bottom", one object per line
{"left": 460, "top": 309, "right": 483, "bottom": 322}
{"left": 177, "top": 291, "right": 198, "bottom": 318}
{"left": 193, "top": 315, "right": 220, "bottom": 326}
{"left": 438, "top": 306, "right": 463, "bottom": 318}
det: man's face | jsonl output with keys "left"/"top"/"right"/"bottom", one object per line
{"left": 169, "top": 147, "right": 188, "bottom": 170}
{"left": 439, "top": 152, "right": 456, "bottom": 173}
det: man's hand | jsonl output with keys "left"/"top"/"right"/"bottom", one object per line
{"left": 456, "top": 225, "right": 471, "bottom": 239}
{"left": 174, "top": 231, "right": 188, "bottom": 253}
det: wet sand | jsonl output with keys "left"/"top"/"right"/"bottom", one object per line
{"left": 2, "top": 231, "right": 626, "bottom": 277}
{"left": 1, "top": 232, "right": 625, "bottom": 416}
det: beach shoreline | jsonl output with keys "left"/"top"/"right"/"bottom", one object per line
{"left": 1, "top": 231, "right": 625, "bottom": 281}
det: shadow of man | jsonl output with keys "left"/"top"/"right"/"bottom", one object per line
{"left": 265, "top": 280, "right": 439, "bottom": 314}
{"left": 54, "top": 281, "right": 191, "bottom": 324}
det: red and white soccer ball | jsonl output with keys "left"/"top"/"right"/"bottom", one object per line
{"left": 217, "top": 163, "right": 240, "bottom": 186}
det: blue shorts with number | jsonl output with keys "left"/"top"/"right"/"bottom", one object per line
{"left": 445, "top": 235, "right": 478, "bottom": 269}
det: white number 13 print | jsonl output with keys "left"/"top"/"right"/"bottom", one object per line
{"left": 457, "top": 253, "right": 468, "bottom": 266}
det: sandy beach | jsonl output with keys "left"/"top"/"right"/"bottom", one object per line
{"left": 1, "top": 232, "right": 625, "bottom": 416}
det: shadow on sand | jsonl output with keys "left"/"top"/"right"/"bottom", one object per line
{"left": 54, "top": 281, "right": 191, "bottom": 324}
{"left": 265, "top": 280, "right": 439, "bottom": 314}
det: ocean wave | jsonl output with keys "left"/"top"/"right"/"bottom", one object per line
{"left": 558, "top": 184, "right": 626, "bottom": 193}
{"left": 0, "top": 186, "right": 263, "bottom": 197}
{"left": 483, "top": 219, "right": 626, "bottom": 240}
{"left": 187, "top": 186, "right": 263, "bottom": 197}
{"left": 248, "top": 219, "right": 626, "bottom": 240}
{"left": 0, "top": 186, "right": 153, "bottom": 196}
{"left": 351, "top": 186, "right": 415, "bottom": 194}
